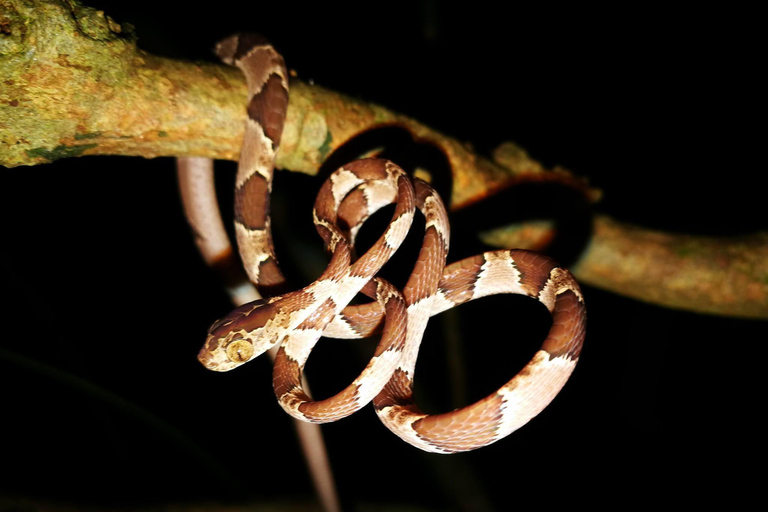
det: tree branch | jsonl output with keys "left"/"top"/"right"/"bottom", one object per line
{"left": 1, "top": 0, "right": 765, "bottom": 319}
{"left": 480, "top": 214, "right": 768, "bottom": 319}
{"left": 0, "top": 0, "right": 595, "bottom": 209}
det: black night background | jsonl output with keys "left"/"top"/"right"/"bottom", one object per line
{"left": 1, "top": 2, "right": 763, "bottom": 510}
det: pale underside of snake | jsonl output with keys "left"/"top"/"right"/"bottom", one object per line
{"left": 192, "top": 34, "right": 586, "bottom": 453}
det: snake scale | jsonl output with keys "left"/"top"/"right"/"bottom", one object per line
{"left": 191, "top": 34, "right": 587, "bottom": 453}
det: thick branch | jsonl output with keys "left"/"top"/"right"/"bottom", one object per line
{"left": 1, "top": 0, "right": 764, "bottom": 319}
{"left": 488, "top": 146, "right": 768, "bottom": 319}
{"left": 481, "top": 215, "right": 768, "bottom": 319}
{"left": 0, "top": 0, "right": 595, "bottom": 210}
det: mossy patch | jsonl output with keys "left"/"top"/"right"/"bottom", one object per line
{"left": 26, "top": 143, "right": 98, "bottom": 162}
{"left": 318, "top": 130, "right": 333, "bottom": 160}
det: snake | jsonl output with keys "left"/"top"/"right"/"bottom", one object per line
{"left": 192, "top": 34, "right": 587, "bottom": 453}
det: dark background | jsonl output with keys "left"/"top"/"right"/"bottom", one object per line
{"left": 1, "top": 2, "right": 764, "bottom": 510}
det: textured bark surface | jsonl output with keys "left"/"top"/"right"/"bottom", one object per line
{"left": 488, "top": 145, "right": 768, "bottom": 319}
{"left": 1, "top": 0, "right": 765, "bottom": 318}
{"left": 0, "top": 0, "right": 595, "bottom": 210}
{"left": 481, "top": 215, "right": 768, "bottom": 319}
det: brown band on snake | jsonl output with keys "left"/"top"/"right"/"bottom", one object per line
{"left": 246, "top": 75, "right": 289, "bottom": 148}
{"left": 512, "top": 250, "right": 558, "bottom": 294}
{"left": 335, "top": 188, "right": 369, "bottom": 234}
{"left": 402, "top": 180, "right": 449, "bottom": 305}
{"left": 198, "top": 34, "right": 587, "bottom": 453}
{"left": 372, "top": 248, "right": 586, "bottom": 453}
{"left": 541, "top": 289, "right": 585, "bottom": 359}
{"left": 234, "top": 173, "right": 270, "bottom": 229}
{"left": 215, "top": 34, "right": 290, "bottom": 293}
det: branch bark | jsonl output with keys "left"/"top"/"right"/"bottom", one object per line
{"left": 0, "top": 0, "right": 596, "bottom": 209}
{"left": 1, "top": 0, "right": 765, "bottom": 319}
{"left": 480, "top": 214, "right": 768, "bottom": 319}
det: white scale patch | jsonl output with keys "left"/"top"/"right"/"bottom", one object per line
{"left": 473, "top": 252, "right": 527, "bottom": 298}
{"left": 398, "top": 298, "right": 434, "bottom": 375}
{"left": 279, "top": 395, "right": 306, "bottom": 418}
{"left": 304, "top": 273, "right": 351, "bottom": 302}
{"left": 362, "top": 181, "right": 397, "bottom": 215}
{"left": 334, "top": 274, "right": 372, "bottom": 304}
{"left": 323, "top": 313, "right": 360, "bottom": 339}
{"left": 383, "top": 210, "right": 415, "bottom": 249}
{"left": 385, "top": 291, "right": 463, "bottom": 376}
{"left": 537, "top": 277, "right": 557, "bottom": 312}
{"left": 495, "top": 351, "right": 577, "bottom": 437}
{"left": 282, "top": 327, "right": 324, "bottom": 364}
{"left": 354, "top": 349, "right": 404, "bottom": 403}
{"left": 425, "top": 290, "right": 460, "bottom": 317}
{"left": 257, "top": 306, "right": 299, "bottom": 353}
{"left": 345, "top": 181, "right": 397, "bottom": 243}
{"left": 235, "top": 224, "right": 272, "bottom": 283}
{"left": 329, "top": 168, "right": 365, "bottom": 210}
{"left": 538, "top": 267, "right": 584, "bottom": 312}
{"left": 237, "top": 119, "right": 276, "bottom": 187}
{"left": 375, "top": 405, "right": 451, "bottom": 454}
{"left": 421, "top": 195, "right": 450, "bottom": 249}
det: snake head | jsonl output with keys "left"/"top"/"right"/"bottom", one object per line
{"left": 197, "top": 298, "right": 280, "bottom": 372}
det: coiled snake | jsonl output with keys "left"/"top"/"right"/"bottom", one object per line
{"left": 192, "top": 34, "right": 586, "bottom": 453}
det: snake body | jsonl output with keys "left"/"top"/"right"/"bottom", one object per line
{"left": 196, "top": 34, "right": 586, "bottom": 453}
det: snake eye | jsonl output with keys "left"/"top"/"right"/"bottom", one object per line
{"left": 225, "top": 339, "right": 254, "bottom": 363}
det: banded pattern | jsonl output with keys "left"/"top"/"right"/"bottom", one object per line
{"left": 374, "top": 250, "right": 586, "bottom": 453}
{"left": 200, "top": 159, "right": 418, "bottom": 421}
{"left": 195, "top": 34, "right": 587, "bottom": 453}
{"left": 216, "top": 34, "right": 290, "bottom": 294}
